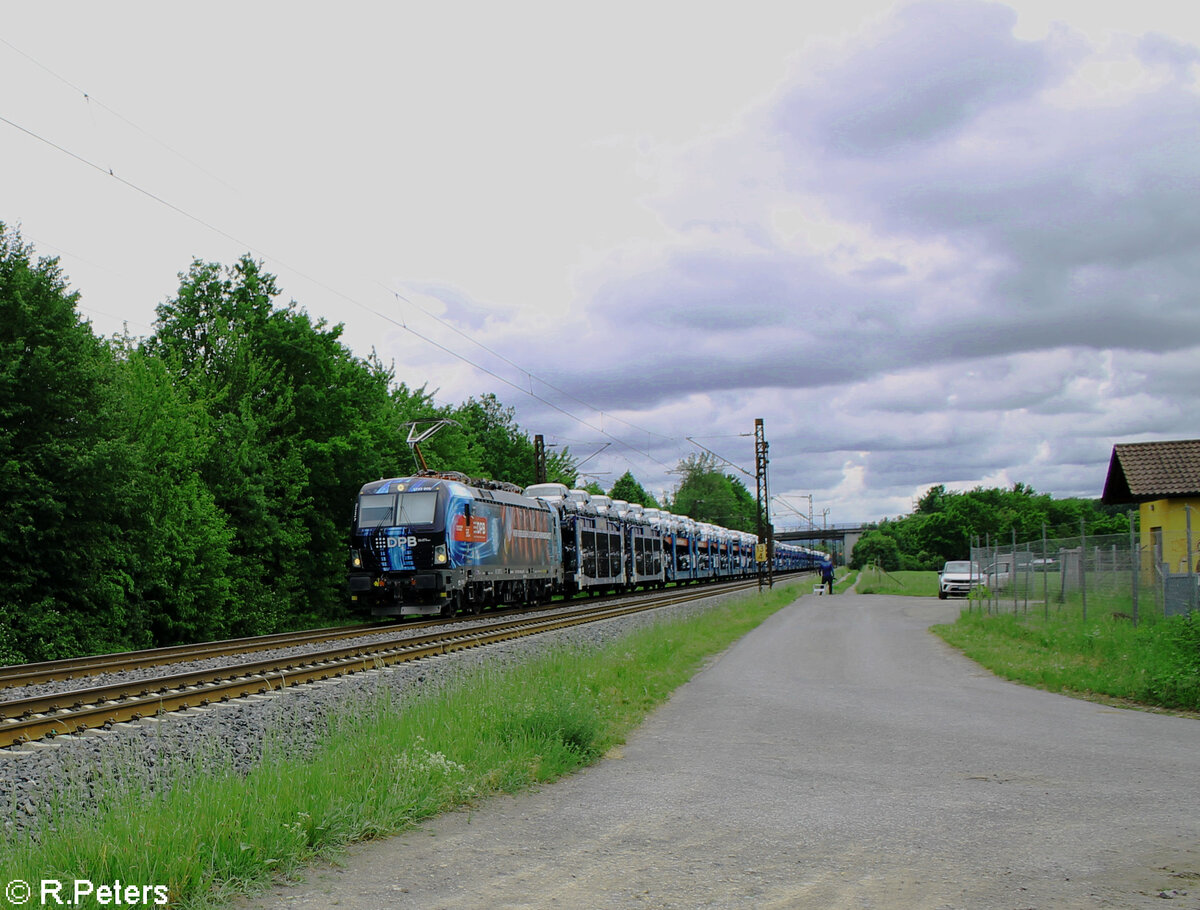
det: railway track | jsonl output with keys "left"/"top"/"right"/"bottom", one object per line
{"left": 0, "top": 620, "right": 423, "bottom": 690}
{"left": 0, "top": 580, "right": 763, "bottom": 748}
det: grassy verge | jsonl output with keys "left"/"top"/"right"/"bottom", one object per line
{"left": 969, "top": 582, "right": 1141, "bottom": 619}
{"left": 853, "top": 567, "right": 939, "bottom": 597}
{"left": 932, "top": 603, "right": 1200, "bottom": 712}
{"left": 2, "top": 582, "right": 804, "bottom": 909}
{"left": 834, "top": 569, "right": 858, "bottom": 593}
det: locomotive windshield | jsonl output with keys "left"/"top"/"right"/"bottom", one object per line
{"left": 358, "top": 494, "right": 396, "bottom": 526}
{"left": 397, "top": 491, "right": 438, "bottom": 524}
{"left": 357, "top": 490, "right": 439, "bottom": 528}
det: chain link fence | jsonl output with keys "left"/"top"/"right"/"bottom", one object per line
{"left": 967, "top": 526, "right": 1200, "bottom": 623}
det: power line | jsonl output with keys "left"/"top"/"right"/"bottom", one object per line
{"left": 0, "top": 110, "right": 684, "bottom": 477}
{"left": 0, "top": 37, "right": 712, "bottom": 485}
{"left": 0, "top": 113, "right": 254, "bottom": 257}
{"left": 384, "top": 284, "right": 674, "bottom": 443}
{"left": 0, "top": 36, "right": 239, "bottom": 193}
{"left": 0, "top": 48, "right": 626, "bottom": 448}
{"left": 685, "top": 435, "right": 754, "bottom": 478}
{"left": 387, "top": 314, "right": 678, "bottom": 473}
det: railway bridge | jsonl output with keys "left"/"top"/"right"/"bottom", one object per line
{"left": 775, "top": 524, "right": 868, "bottom": 564}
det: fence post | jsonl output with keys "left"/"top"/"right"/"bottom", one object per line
{"left": 1012, "top": 527, "right": 1019, "bottom": 614}
{"left": 1024, "top": 553, "right": 1031, "bottom": 615}
{"left": 1080, "top": 517, "right": 1088, "bottom": 622}
{"left": 970, "top": 533, "right": 978, "bottom": 615}
{"left": 985, "top": 532, "right": 991, "bottom": 614}
{"left": 1188, "top": 505, "right": 1194, "bottom": 614}
{"left": 1022, "top": 531, "right": 1030, "bottom": 615}
{"left": 1042, "top": 522, "right": 1049, "bottom": 620}
{"left": 991, "top": 534, "right": 998, "bottom": 615}
{"left": 1129, "top": 510, "right": 1138, "bottom": 627}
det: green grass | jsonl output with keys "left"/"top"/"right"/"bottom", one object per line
{"left": 853, "top": 567, "right": 940, "bottom": 597}
{"left": 932, "top": 604, "right": 1200, "bottom": 712}
{"left": 1, "top": 582, "right": 805, "bottom": 909}
{"left": 970, "top": 572, "right": 1142, "bottom": 619}
{"left": 833, "top": 568, "right": 858, "bottom": 593}
{"left": 851, "top": 567, "right": 1200, "bottom": 714}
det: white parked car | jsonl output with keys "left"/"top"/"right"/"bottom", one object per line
{"left": 938, "top": 560, "right": 984, "bottom": 599}
{"left": 984, "top": 558, "right": 1014, "bottom": 589}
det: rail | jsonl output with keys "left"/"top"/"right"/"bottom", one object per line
{"left": 0, "top": 580, "right": 763, "bottom": 748}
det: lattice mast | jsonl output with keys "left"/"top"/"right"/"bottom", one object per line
{"left": 755, "top": 418, "right": 774, "bottom": 589}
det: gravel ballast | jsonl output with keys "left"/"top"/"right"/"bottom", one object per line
{"left": 0, "top": 587, "right": 752, "bottom": 841}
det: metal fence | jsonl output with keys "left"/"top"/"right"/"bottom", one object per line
{"left": 967, "top": 527, "right": 1200, "bottom": 623}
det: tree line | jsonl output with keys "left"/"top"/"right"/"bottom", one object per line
{"left": 0, "top": 229, "right": 578, "bottom": 663}
{"left": 849, "top": 482, "right": 1130, "bottom": 571}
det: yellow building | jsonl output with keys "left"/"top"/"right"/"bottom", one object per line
{"left": 1102, "top": 439, "right": 1200, "bottom": 573}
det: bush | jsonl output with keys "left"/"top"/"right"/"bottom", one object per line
{"left": 1150, "top": 612, "right": 1200, "bottom": 708}
{"left": 849, "top": 530, "right": 901, "bottom": 571}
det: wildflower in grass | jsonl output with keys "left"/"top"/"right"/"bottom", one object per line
{"left": 390, "top": 737, "right": 475, "bottom": 809}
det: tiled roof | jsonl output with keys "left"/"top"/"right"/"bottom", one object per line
{"left": 1102, "top": 439, "right": 1200, "bottom": 503}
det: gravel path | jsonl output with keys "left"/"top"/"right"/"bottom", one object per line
{"left": 235, "top": 592, "right": 1200, "bottom": 910}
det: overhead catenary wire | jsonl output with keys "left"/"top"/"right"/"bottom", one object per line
{"left": 685, "top": 435, "right": 754, "bottom": 478}
{"left": 387, "top": 312, "right": 677, "bottom": 474}
{"left": 0, "top": 36, "right": 239, "bottom": 193}
{"left": 383, "top": 284, "right": 674, "bottom": 443}
{"left": 0, "top": 109, "right": 685, "bottom": 479}
{"left": 0, "top": 35, "right": 714, "bottom": 486}
{"left": 0, "top": 113, "right": 255, "bottom": 259}
{"left": 0, "top": 33, "right": 684, "bottom": 474}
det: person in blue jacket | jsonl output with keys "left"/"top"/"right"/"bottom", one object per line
{"left": 821, "top": 556, "right": 835, "bottom": 594}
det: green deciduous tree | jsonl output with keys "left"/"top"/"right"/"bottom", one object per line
{"left": 108, "top": 343, "right": 235, "bottom": 643}
{"left": 454, "top": 394, "right": 531, "bottom": 483}
{"left": 609, "top": 471, "right": 659, "bottom": 509}
{"left": 147, "top": 259, "right": 308, "bottom": 632}
{"left": 0, "top": 226, "right": 142, "bottom": 661}
{"left": 664, "top": 453, "right": 757, "bottom": 531}
{"left": 146, "top": 256, "right": 422, "bottom": 629}
{"left": 0, "top": 241, "right": 595, "bottom": 660}
{"left": 849, "top": 529, "right": 902, "bottom": 571}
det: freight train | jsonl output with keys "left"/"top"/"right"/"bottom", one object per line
{"left": 348, "top": 471, "right": 824, "bottom": 618}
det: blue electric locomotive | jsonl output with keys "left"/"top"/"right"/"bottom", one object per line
{"left": 349, "top": 472, "right": 561, "bottom": 617}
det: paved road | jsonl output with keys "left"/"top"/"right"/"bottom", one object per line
{"left": 237, "top": 593, "right": 1200, "bottom": 909}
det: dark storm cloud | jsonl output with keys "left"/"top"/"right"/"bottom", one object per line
{"left": 775, "top": 0, "right": 1064, "bottom": 157}
{"left": 567, "top": 249, "right": 882, "bottom": 407}
{"left": 867, "top": 90, "right": 1200, "bottom": 296}
{"left": 552, "top": 0, "right": 1200, "bottom": 420}
{"left": 1138, "top": 31, "right": 1200, "bottom": 74}
{"left": 774, "top": 8, "right": 1200, "bottom": 345}
{"left": 1131, "top": 350, "right": 1200, "bottom": 399}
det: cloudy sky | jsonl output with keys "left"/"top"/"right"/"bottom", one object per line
{"left": 4, "top": 0, "right": 1198, "bottom": 529}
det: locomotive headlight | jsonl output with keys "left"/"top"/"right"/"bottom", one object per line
{"left": 350, "top": 549, "right": 363, "bottom": 568}
{"left": 434, "top": 544, "right": 448, "bottom": 565}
